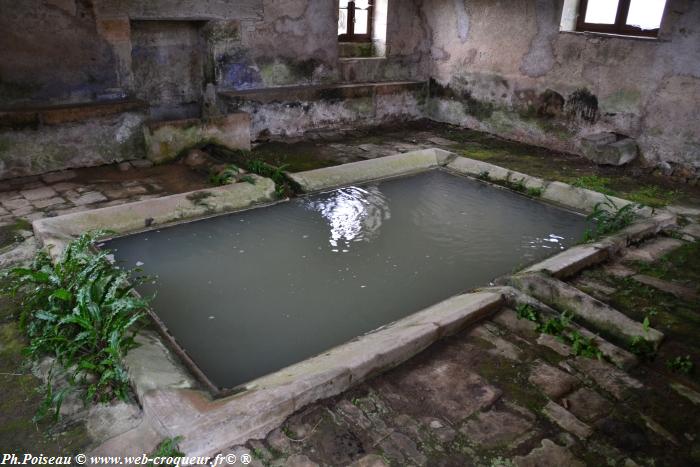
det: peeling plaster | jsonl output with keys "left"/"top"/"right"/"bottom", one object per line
{"left": 519, "top": 0, "right": 559, "bottom": 78}
{"left": 454, "top": 0, "right": 469, "bottom": 43}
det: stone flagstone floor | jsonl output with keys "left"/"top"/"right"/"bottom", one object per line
{"left": 2, "top": 122, "right": 700, "bottom": 466}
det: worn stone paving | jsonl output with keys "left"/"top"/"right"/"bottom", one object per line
{"left": 2, "top": 122, "right": 700, "bottom": 465}
{"left": 216, "top": 226, "right": 700, "bottom": 467}
{"left": 219, "top": 269, "right": 700, "bottom": 466}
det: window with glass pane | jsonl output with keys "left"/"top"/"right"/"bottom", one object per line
{"left": 627, "top": 0, "right": 666, "bottom": 30}
{"left": 338, "top": 1, "right": 373, "bottom": 41}
{"left": 577, "top": 0, "right": 667, "bottom": 37}
{"left": 338, "top": 9, "right": 347, "bottom": 35}
{"left": 584, "top": 0, "right": 619, "bottom": 24}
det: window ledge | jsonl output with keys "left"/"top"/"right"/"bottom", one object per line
{"left": 558, "top": 30, "right": 669, "bottom": 43}
{"left": 339, "top": 57, "right": 386, "bottom": 62}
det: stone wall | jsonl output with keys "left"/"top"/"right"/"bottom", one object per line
{"left": 0, "top": 0, "right": 430, "bottom": 108}
{"left": 2, "top": 0, "right": 698, "bottom": 179}
{"left": 421, "top": 0, "right": 700, "bottom": 177}
{"left": 220, "top": 82, "right": 427, "bottom": 139}
{"left": 0, "top": 0, "right": 120, "bottom": 106}
{"left": 0, "top": 102, "right": 147, "bottom": 179}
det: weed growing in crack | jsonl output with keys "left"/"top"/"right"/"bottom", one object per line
{"left": 629, "top": 335, "right": 656, "bottom": 360}
{"left": 667, "top": 355, "right": 694, "bottom": 374}
{"left": 572, "top": 175, "right": 613, "bottom": 195}
{"left": 476, "top": 172, "right": 542, "bottom": 198}
{"left": 583, "top": 196, "right": 638, "bottom": 242}
{"left": 515, "top": 303, "right": 540, "bottom": 322}
{"left": 642, "top": 307, "right": 658, "bottom": 334}
{"left": 514, "top": 304, "right": 604, "bottom": 360}
{"left": 508, "top": 177, "right": 528, "bottom": 193}
{"left": 526, "top": 186, "right": 544, "bottom": 198}
{"left": 186, "top": 191, "right": 213, "bottom": 206}
{"left": 148, "top": 437, "right": 184, "bottom": 466}
{"left": 240, "top": 175, "right": 256, "bottom": 185}
{"left": 209, "top": 164, "right": 240, "bottom": 186}
{"left": 0, "top": 231, "right": 151, "bottom": 420}
{"left": 247, "top": 159, "right": 293, "bottom": 198}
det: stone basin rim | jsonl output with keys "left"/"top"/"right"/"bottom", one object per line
{"left": 27, "top": 148, "right": 677, "bottom": 458}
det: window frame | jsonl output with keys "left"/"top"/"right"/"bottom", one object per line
{"left": 338, "top": 1, "right": 374, "bottom": 42}
{"left": 576, "top": 0, "right": 663, "bottom": 38}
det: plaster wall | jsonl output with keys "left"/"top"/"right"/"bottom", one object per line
{"left": 421, "top": 0, "right": 700, "bottom": 176}
{"left": 0, "top": 0, "right": 428, "bottom": 108}
{"left": 0, "top": 0, "right": 426, "bottom": 179}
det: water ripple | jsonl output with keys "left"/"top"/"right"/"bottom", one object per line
{"left": 303, "top": 185, "right": 391, "bottom": 250}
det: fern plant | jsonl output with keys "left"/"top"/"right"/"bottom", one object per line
{"left": 583, "top": 196, "right": 638, "bottom": 242}
{"left": 247, "top": 159, "right": 291, "bottom": 198}
{"left": 209, "top": 164, "right": 240, "bottom": 186}
{"left": 1, "top": 231, "right": 151, "bottom": 419}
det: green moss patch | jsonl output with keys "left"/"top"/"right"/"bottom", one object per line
{"left": 208, "top": 142, "right": 338, "bottom": 173}
{"left": 0, "top": 219, "right": 32, "bottom": 251}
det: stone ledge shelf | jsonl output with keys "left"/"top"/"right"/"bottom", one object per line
{"left": 0, "top": 99, "right": 146, "bottom": 129}
{"left": 218, "top": 81, "right": 428, "bottom": 138}
{"left": 219, "top": 80, "right": 426, "bottom": 104}
{"left": 144, "top": 112, "right": 251, "bottom": 163}
{"left": 0, "top": 99, "right": 149, "bottom": 180}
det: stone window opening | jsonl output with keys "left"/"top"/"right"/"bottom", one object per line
{"left": 574, "top": 0, "right": 668, "bottom": 38}
{"left": 338, "top": 0, "right": 373, "bottom": 42}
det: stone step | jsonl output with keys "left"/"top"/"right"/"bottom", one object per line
{"left": 493, "top": 306, "right": 637, "bottom": 370}
{"left": 509, "top": 273, "right": 664, "bottom": 350}
{"left": 622, "top": 237, "right": 685, "bottom": 263}
{"left": 632, "top": 274, "right": 700, "bottom": 302}
{"left": 486, "top": 286, "right": 638, "bottom": 370}
{"left": 570, "top": 278, "right": 617, "bottom": 300}
{"left": 542, "top": 401, "right": 593, "bottom": 439}
{"left": 566, "top": 357, "right": 643, "bottom": 401}
{"left": 513, "top": 439, "right": 585, "bottom": 467}
{"left": 680, "top": 223, "right": 700, "bottom": 239}
{"left": 670, "top": 382, "right": 700, "bottom": 405}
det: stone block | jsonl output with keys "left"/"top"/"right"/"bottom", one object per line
{"left": 32, "top": 196, "right": 65, "bottom": 209}
{"left": 670, "top": 382, "right": 700, "bottom": 405}
{"left": 387, "top": 361, "right": 502, "bottom": 424}
{"left": 20, "top": 186, "right": 57, "bottom": 201}
{"left": 623, "top": 237, "right": 685, "bottom": 263}
{"left": 459, "top": 408, "right": 534, "bottom": 448}
{"left": 570, "top": 357, "right": 643, "bottom": 400}
{"left": 632, "top": 274, "right": 699, "bottom": 301}
{"left": 562, "top": 387, "right": 612, "bottom": 422}
{"left": 2, "top": 196, "right": 31, "bottom": 210}
{"left": 349, "top": 454, "right": 388, "bottom": 467}
{"left": 284, "top": 455, "right": 319, "bottom": 467}
{"left": 71, "top": 191, "right": 108, "bottom": 206}
{"left": 582, "top": 132, "right": 617, "bottom": 146}
{"left": 144, "top": 113, "right": 251, "bottom": 164}
{"left": 510, "top": 272, "right": 664, "bottom": 349}
{"left": 0, "top": 107, "right": 146, "bottom": 180}
{"left": 41, "top": 170, "right": 77, "bottom": 184}
{"left": 581, "top": 134, "right": 638, "bottom": 166}
{"left": 51, "top": 182, "right": 80, "bottom": 192}
{"left": 543, "top": 401, "right": 593, "bottom": 439}
{"left": 130, "top": 159, "right": 154, "bottom": 169}
{"left": 528, "top": 361, "right": 579, "bottom": 399}
{"left": 289, "top": 149, "right": 445, "bottom": 193}
{"left": 514, "top": 438, "right": 585, "bottom": 467}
